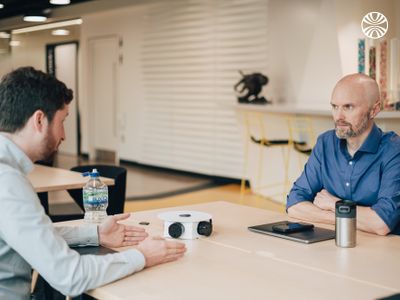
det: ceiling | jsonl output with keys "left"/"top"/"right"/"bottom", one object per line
{"left": 0, "top": 0, "right": 94, "bottom": 20}
{"left": 0, "top": 0, "right": 143, "bottom": 31}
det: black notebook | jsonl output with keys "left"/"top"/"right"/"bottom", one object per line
{"left": 248, "top": 221, "right": 335, "bottom": 244}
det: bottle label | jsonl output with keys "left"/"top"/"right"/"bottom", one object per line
{"left": 83, "top": 190, "right": 108, "bottom": 205}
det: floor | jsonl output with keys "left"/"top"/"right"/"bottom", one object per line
{"left": 48, "top": 154, "right": 286, "bottom": 215}
{"left": 53, "top": 154, "right": 214, "bottom": 199}
{"left": 124, "top": 183, "right": 286, "bottom": 213}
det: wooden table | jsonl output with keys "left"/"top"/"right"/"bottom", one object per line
{"left": 29, "top": 164, "right": 114, "bottom": 193}
{"left": 82, "top": 201, "right": 400, "bottom": 300}
{"left": 28, "top": 164, "right": 114, "bottom": 214}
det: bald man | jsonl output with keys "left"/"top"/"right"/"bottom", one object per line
{"left": 286, "top": 73, "right": 400, "bottom": 236}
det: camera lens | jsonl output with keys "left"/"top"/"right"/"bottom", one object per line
{"left": 168, "top": 222, "right": 184, "bottom": 238}
{"left": 197, "top": 220, "right": 212, "bottom": 236}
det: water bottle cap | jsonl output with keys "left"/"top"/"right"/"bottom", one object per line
{"left": 82, "top": 168, "right": 100, "bottom": 177}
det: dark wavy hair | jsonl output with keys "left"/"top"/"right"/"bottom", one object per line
{"left": 0, "top": 66, "right": 73, "bottom": 133}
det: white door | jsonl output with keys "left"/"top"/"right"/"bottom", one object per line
{"left": 55, "top": 43, "right": 78, "bottom": 155}
{"left": 88, "top": 36, "right": 119, "bottom": 154}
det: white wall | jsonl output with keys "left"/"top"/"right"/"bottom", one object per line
{"left": 0, "top": 53, "right": 12, "bottom": 78}
{"left": 397, "top": 0, "right": 400, "bottom": 39}
{"left": 267, "top": 0, "right": 398, "bottom": 107}
{"left": 55, "top": 43, "right": 78, "bottom": 155}
{"left": 267, "top": 0, "right": 341, "bottom": 106}
{"left": 336, "top": 0, "right": 397, "bottom": 84}
{"left": 79, "top": 5, "right": 147, "bottom": 159}
{"left": 77, "top": 0, "right": 399, "bottom": 177}
{"left": 0, "top": 0, "right": 398, "bottom": 178}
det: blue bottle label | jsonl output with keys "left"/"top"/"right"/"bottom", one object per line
{"left": 83, "top": 190, "right": 108, "bottom": 205}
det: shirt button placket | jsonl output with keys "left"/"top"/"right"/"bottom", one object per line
{"left": 345, "top": 160, "right": 354, "bottom": 199}
{"left": 345, "top": 181, "right": 351, "bottom": 200}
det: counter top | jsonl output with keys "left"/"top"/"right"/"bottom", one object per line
{"left": 236, "top": 103, "right": 400, "bottom": 119}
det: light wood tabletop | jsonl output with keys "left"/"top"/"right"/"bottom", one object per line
{"left": 76, "top": 201, "right": 400, "bottom": 300}
{"left": 28, "top": 164, "right": 114, "bottom": 193}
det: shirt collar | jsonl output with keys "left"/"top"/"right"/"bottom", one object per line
{"left": 0, "top": 133, "right": 34, "bottom": 174}
{"left": 337, "top": 123, "right": 382, "bottom": 159}
{"left": 358, "top": 123, "right": 382, "bottom": 154}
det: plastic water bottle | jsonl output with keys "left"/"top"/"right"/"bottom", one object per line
{"left": 82, "top": 169, "right": 108, "bottom": 223}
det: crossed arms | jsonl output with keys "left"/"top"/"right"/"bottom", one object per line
{"left": 287, "top": 189, "right": 390, "bottom": 236}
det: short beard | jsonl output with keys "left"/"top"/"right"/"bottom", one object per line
{"left": 335, "top": 113, "right": 370, "bottom": 139}
{"left": 39, "top": 130, "right": 57, "bottom": 162}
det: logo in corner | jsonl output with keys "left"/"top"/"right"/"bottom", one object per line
{"left": 361, "top": 12, "right": 388, "bottom": 39}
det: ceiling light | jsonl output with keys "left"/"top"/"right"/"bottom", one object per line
{"left": 23, "top": 15, "right": 47, "bottom": 22}
{"left": 50, "top": 0, "right": 70, "bottom": 4}
{"left": 52, "top": 29, "right": 70, "bottom": 36}
{"left": 0, "top": 32, "right": 10, "bottom": 38}
{"left": 12, "top": 18, "right": 82, "bottom": 34}
{"left": 0, "top": 4, "right": 4, "bottom": 9}
{"left": 9, "top": 41, "right": 21, "bottom": 47}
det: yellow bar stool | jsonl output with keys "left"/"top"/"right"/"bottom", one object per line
{"left": 286, "top": 116, "right": 316, "bottom": 173}
{"left": 240, "top": 111, "right": 292, "bottom": 202}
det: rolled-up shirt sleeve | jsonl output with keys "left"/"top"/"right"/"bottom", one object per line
{"left": 55, "top": 225, "right": 99, "bottom": 247}
{"left": 371, "top": 153, "right": 400, "bottom": 232}
{"left": 286, "top": 136, "right": 323, "bottom": 210}
{"left": 0, "top": 171, "right": 145, "bottom": 297}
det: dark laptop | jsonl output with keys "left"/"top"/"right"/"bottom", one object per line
{"left": 248, "top": 221, "right": 335, "bottom": 244}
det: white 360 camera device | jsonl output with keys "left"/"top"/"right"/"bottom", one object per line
{"left": 158, "top": 211, "right": 213, "bottom": 240}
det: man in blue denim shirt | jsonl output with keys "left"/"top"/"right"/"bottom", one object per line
{"left": 287, "top": 73, "right": 400, "bottom": 235}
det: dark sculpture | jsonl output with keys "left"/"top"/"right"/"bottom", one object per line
{"left": 234, "top": 71, "right": 270, "bottom": 104}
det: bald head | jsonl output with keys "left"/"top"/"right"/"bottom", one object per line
{"left": 332, "top": 73, "right": 380, "bottom": 108}
{"left": 331, "top": 73, "right": 381, "bottom": 140}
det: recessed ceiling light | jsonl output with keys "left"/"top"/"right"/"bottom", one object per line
{"left": 50, "top": 0, "right": 70, "bottom": 4}
{"left": 0, "top": 4, "right": 4, "bottom": 9}
{"left": 12, "top": 18, "right": 82, "bottom": 34}
{"left": 0, "top": 32, "right": 10, "bottom": 38}
{"left": 52, "top": 29, "right": 70, "bottom": 36}
{"left": 23, "top": 15, "right": 47, "bottom": 22}
{"left": 9, "top": 41, "right": 21, "bottom": 47}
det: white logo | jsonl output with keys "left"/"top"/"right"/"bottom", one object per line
{"left": 361, "top": 12, "right": 388, "bottom": 39}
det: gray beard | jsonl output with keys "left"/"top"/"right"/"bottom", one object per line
{"left": 335, "top": 115, "right": 370, "bottom": 139}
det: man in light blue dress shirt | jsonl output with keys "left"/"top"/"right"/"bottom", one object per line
{"left": 287, "top": 73, "right": 400, "bottom": 236}
{"left": 0, "top": 67, "right": 186, "bottom": 299}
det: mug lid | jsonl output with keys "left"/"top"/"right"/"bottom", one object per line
{"left": 335, "top": 200, "right": 356, "bottom": 218}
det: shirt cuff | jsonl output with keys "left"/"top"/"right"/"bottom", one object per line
{"left": 121, "top": 249, "right": 146, "bottom": 272}
{"left": 71, "top": 224, "right": 99, "bottom": 247}
{"left": 286, "top": 193, "right": 312, "bottom": 210}
{"left": 371, "top": 199, "right": 400, "bottom": 231}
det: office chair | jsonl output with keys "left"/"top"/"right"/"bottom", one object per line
{"left": 50, "top": 164, "right": 127, "bottom": 222}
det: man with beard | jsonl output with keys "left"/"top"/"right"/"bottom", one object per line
{"left": 286, "top": 73, "right": 400, "bottom": 236}
{"left": 0, "top": 67, "right": 186, "bottom": 299}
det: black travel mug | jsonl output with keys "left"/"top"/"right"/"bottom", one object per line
{"left": 335, "top": 200, "right": 356, "bottom": 248}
